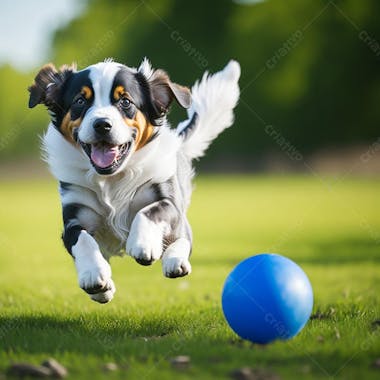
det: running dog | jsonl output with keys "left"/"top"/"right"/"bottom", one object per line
{"left": 28, "top": 58, "right": 240, "bottom": 303}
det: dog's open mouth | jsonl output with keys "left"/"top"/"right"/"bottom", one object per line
{"left": 80, "top": 141, "right": 132, "bottom": 174}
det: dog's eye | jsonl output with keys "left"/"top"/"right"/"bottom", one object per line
{"left": 120, "top": 97, "right": 131, "bottom": 108}
{"left": 74, "top": 97, "right": 85, "bottom": 106}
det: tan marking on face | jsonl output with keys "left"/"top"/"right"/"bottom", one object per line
{"left": 81, "top": 85, "right": 92, "bottom": 100}
{"left": 124, "top": 110, "right": 154, "bottom": 151}
{"left": 113, "top": 85, "right": 126, "bottom": 101}
{"left": 60, "top": 111, "right": 81, "bottom": 144}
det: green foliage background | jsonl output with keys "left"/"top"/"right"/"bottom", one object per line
{"left": 1, "top": 0, "right": 379, "bottom": 165}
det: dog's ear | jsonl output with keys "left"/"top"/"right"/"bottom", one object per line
{"left": 28, "top": 63, "right": 76, "bottom": 109}
{"left": 138, "top": 59, "right": 191, "bottom": 118}
{"left": 149, "top": 69, "right": 191, "bottom": 114}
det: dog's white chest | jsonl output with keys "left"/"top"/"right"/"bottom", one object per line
{"left": 91, "top": 155, "right": 178, "bottom": 254}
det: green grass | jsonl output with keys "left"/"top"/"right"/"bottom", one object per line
{"left": 0, "top": 175, "right": 379, "bottom": 379}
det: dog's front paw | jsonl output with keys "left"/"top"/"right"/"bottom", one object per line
{"left": 126, "top": 213, "right": 163, "bottom": 266}
{"left": 162, "top": 256, "right": 192, "bottom": 278}
{"left": 73, "top": 231, "right": 116, "bottom": 303}
{"left": 77, "top": 258, "right": 115, "bottom": 303}
{"left": 78, "top": 263, "right": 112, "bottom": 292}
{"left": 89, "top": 281, "right": 115, "bottom": 304}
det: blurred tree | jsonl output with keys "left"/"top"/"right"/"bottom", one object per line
{"left": 0, "top": 66, "right": 46, "bottom": 160}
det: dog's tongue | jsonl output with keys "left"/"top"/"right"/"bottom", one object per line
{"left": 91, "top": 145, "right": 118, "bottom": 168}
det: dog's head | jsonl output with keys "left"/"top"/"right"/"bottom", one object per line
{"left": 28, "top": 59, "right": 191, "bottom": 175}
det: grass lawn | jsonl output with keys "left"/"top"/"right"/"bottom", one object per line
{"left": 0, "top": 175, "right": 379, "bottom": 379}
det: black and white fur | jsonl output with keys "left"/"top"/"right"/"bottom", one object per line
{"left": 29, "top": 58, "right": 240, "bottom": 303}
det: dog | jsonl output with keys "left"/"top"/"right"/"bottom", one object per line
{"left": 28, "top": 58, "right": 240, "bottom": 303}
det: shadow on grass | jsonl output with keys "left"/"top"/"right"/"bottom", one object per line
{"left": 297, "top": 236, "right": 380, "bottom": 265}
{"left": 195, "top": 236, "right": 380, "bottom": 266}
{"left": 0, "top": 314, "right": 180, "bottom": 356}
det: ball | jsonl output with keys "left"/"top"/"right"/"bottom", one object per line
{"left": 221, "top": 253, "right": 313, "bottom": 344}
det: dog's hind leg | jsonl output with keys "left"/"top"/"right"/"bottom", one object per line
{"left": 162, "top": 237, "right": 192, "bottom": 278}
{"left": 126, "top": 197, "right": 192, "bottom": 278}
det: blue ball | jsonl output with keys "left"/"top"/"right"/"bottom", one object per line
{"left": 222, "top": 254, "right": 313, "bottom": 344}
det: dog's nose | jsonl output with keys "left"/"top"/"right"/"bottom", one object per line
{"left": 93, "top": 118, "right": 112, "bottom": 136}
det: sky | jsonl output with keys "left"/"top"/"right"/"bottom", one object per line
{"left": 0, "top": 0, "right": 87, "bottom": 71}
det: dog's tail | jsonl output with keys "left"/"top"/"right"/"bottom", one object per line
{"left": 177, "top": 60, "right": 241, "bottom": 160}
